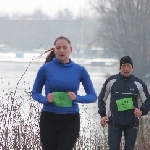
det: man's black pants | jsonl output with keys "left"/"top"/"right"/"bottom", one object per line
{"left": 108, "top": 124, "right": 138, "bottom": 150}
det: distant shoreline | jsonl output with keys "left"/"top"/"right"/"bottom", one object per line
{"left": 0, "top": 52, "right": 118, "bottom": 66}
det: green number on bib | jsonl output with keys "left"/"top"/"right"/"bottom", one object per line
{"left": 53, "top": 92, "right": 72, "bottom": 107}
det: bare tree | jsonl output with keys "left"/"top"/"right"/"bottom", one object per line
{"left": 14, "top": 9, "right": 51, "bottom": 20}
{"left": 55, "top": 8, "right": 74, "bottom": 20}
{"left": 92, "top": 0, "right": 150, "bottom": 79}
{"left": 30, "top": 9, "right": 50, "bottom": 20}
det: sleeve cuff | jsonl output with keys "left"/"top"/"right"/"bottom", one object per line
{"left": 100, "top": 112, "right": 106, "bottom": 118}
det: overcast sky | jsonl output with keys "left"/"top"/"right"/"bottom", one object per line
{"left": 0, "top": 0, "right": 92, "bottom": 17}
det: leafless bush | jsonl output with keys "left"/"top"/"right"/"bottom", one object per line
{"left": 0, "top": 71, "right": 150, "bottom": 149}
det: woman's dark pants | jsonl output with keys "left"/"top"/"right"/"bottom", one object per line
{"left": 40, "top": 111, "right": 80, "bottom": 150}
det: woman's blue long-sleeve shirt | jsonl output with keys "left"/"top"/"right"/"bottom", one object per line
{"left": 32, "top": 57, "right": 97, "bottom": 114}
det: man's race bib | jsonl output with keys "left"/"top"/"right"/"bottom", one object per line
{"left": 116, "top": 97, "right": 133, "bottom": 111}
{"left": 53, "top": 92, "right": 72, "bottom": 107}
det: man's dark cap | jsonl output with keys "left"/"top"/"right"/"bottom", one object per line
{"left": 120, "top": 56, "right": 133, "bottom": 68}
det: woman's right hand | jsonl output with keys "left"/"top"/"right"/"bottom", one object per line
{"left": 47, "top": 93, "right": 54, "bottom": 103}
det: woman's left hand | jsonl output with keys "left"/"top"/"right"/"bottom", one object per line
{"left": 68, "top": 91, "right": 76, "bottom": 101}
